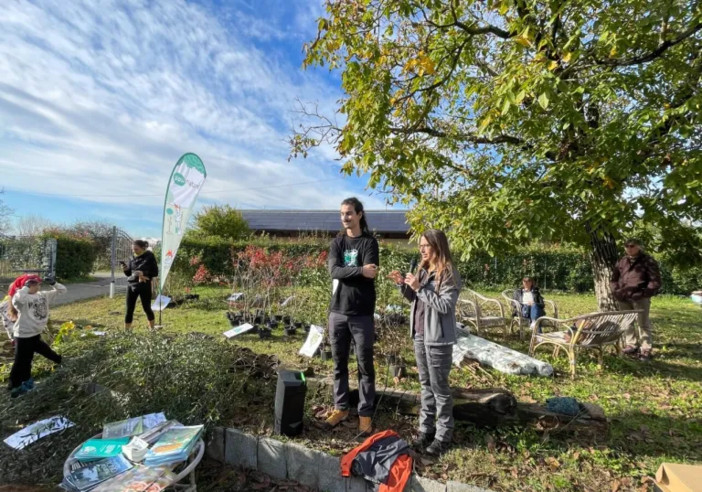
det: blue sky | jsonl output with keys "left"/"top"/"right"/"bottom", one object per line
{"left": 0, "top": 0, "right": 393, "bottom": 238}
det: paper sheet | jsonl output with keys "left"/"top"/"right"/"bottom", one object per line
{"left": 3, "top": 415, "right": 75, "bottom": 450}
{"left": 223, "top": 323, "right": 255, "bottom": 338}
{"left": 299, "top": 325, "right": 324, "bottom": 357}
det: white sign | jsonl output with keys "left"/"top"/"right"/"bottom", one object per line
{"left": 280, "top": 295, "right": 295, "bottom": 307}
{"left": 223, "top": 323, "right": 255, "bottom": 338}
{"left": 151, "top": 295, "right": 172, "bottom": 312}
{"left": 227, "top": 293, "right": 244, "bottom": 302}
{"left": 299, "top": 325, "right": 324, "bottom": 358}
{"left": 3, "top": 416, "right": 75, "bottom": 450}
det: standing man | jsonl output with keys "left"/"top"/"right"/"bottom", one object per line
{"left": 610, "top": 238, "right": 661, "bottom": 361}
{"left": 325, "top": 197, "right": 379, "bottom": 436}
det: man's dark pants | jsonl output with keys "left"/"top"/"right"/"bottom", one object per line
{"left": 328, "top": 312, "right": 375, "bottom": 416}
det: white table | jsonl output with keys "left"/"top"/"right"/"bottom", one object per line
{"left": 63, "top": 434, "right": 205, "bottom": 491}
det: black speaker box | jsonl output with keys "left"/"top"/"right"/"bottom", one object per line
{"left": 274, "top": 370, "right": 307, "bottom": 436}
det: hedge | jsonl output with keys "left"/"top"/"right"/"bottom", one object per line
{"left": 42, "top": 232, "right": 97, "bottom": 279}
{"left": 170, "top": 236, "right": 701, "bottom": 295}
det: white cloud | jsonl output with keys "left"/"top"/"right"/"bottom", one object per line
{"left": 0, "top": 0, "right": 378, "bottom": 218}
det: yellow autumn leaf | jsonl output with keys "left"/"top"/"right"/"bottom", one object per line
{"left": 562, "top": 52, "right": 573, "bottom": 63}
{"left": 604, "top": 177, "right": 616, "bottom": 189}
{"left": 609, "top": 46, "right": 617, "bottom": 57}
{"left": 548, "top": 60, "right": 559, "bottom": 71}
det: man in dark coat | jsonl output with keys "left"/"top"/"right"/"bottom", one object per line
{"left": 610, "top": 238, "right": 661, "bottom": 361}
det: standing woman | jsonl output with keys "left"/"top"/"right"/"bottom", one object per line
{"left": 388, "top": 230, "right": 462, "bottom": 457}
{"left": 8, "top": 274, "right": 66, "bottom": 398}
{"left": 121, "top": 240, "right": 158, "bottom": 330}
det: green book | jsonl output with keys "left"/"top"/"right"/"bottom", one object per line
{"left": 75, "top": 437, "right": 130, "bottom": 461}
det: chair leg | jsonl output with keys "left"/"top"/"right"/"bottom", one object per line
{"left": 568, "top": 349, "right": 577, "bottom": 378}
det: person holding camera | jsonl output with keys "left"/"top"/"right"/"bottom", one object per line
{"left": 8, "top": 273, "right": 66, "bottom": 398}
{"left": 122, "top": 240, "right": 158, "bottom": 331}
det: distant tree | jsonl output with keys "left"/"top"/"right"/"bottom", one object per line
{"left": 0, "top": 191, "right": 13, "bottom": 235}
{"left": 15, "top": 215, "right": 54, "bottom": 237}
{"left": 189, "top": 205, "right": 249, "bottom": 240}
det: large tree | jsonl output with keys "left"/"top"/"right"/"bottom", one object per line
{"left": 292, "top": 0, "right": 702, "bottom": 309}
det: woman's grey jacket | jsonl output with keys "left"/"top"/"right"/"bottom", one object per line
{"left": 399, "top": 267, "right": 462, "bottom": 346}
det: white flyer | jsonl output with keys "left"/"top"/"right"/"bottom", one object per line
{"left": 223, "top": 323, "right": 255, "bottom": 338}
{"left": 3, "top": 415, "right": 75, "bottom": 450}
{"left": 299, "top": 325, "right": 324, "bottom": 358}
{"left": 151, "top": 295, "right": 172, "bottom": 312}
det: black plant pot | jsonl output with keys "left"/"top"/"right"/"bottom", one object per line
{"left": 320, "top": 348, "right": 333, "bottom": 361}
{"left": 389, "top": 365, "right": 406, "bottom": 378}
{"left": 254, "top": 316, "right": 263, "bottom": 324}
{"left": 268, "top": 320, "right": 278, "bottom": 330}
{"left": 275, "top": 314, "right": 283, "bottom": 322}
{"left": 283, "top": 315, "right": 291, "bottom": 324}
{"left": 294, "top": 321, "right": 303, "bottom": 329}
{"left": 303, "top": 324, "right": 311, "bottom": 333}
{"left": 258, "top": 328, "right": 272, "bottom": 340}
{"left": 284, "top": 327, "right": 297, "bottom": 336}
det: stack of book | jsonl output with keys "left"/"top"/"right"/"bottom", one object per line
{"left": 143, "top": 425, "right": 204, "bottom": 466}
{"left": 92, "top": 465, "right": 176, "bottom": 492}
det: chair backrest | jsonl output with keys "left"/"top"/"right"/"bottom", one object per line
{"left": 573, "top": 311, "right": 640, "bottom": 346}
{"left": 457, "top": 298, "right": 479, "bottom": 319}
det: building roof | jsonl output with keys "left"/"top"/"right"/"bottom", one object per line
{"left": 240, "top": 210, "right": 410, "bottom": 234}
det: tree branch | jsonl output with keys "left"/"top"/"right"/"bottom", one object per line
{"left": 389, "top": 126, "right": 523, "bottom": 145}
{"left": 594, "top": 22, "right": 702, "bottom": 66}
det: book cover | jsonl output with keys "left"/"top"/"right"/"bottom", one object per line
{"left": 64, "top": 455, "right": 133, "bottom": 491}
{"left": 75, "top": 437, "right": 130, "bottom": 461}
{"left": 145, "top": 425, "right": 203, "bottom": 462}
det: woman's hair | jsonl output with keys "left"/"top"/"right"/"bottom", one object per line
{"left": 340, "top": 197, "right": 371, "bottom": 236}
{"left": 133, "top": 239, "right": 149, "bottom": 249}
{"left": 421, "top": 229, "right": 455, "bottom": 287}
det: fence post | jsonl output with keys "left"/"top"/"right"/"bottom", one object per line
{"left": 110, "top": 226, "right": 116, "bottom": 299}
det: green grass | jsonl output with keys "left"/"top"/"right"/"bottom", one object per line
{"left": 2, "top": 287, "right": 701, "bottom": 491}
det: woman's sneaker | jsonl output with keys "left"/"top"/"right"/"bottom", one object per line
{"left": 10, "top": 385, "right": 27, "bottom": 398}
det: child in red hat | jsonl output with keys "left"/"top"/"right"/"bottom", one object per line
{"left": 7, "top": 273, "right": 66, "bottom": 398}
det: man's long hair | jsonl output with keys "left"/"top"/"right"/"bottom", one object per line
{"left": 420, "top": 229, "right": 456, "bottom": 288}
{"left": 339, "top": 197, "right": 371, "bottom": 236}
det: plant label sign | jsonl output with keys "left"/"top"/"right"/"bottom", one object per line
{"left": 299, "top": 325, "right": 324, "bottom": 358}
{"left": 280, "top": 295, "right": 295, "bottom": 307}
{"left": 223, "top": 323, "right": 255, "bottom": 338}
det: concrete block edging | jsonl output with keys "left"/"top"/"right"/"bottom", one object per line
{"left": 209, "top": 426, "right": 492, "bottom": 492}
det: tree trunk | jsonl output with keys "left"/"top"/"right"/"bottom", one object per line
{"left": 586, "top": 223, "right": 620, "bottom": 311}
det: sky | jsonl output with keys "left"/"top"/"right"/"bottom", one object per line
{"left": 0, "top": 0, "right": 395, "bottom": 238}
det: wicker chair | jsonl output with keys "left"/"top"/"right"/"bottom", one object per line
{"left": 457, "top": 289, "right": 508, "bottom": 336}
{"left": 501, "top": 289, "right": 559, "bottom": 340}
{"left": 529, "top": 310, "right": 641, "bottom": 377}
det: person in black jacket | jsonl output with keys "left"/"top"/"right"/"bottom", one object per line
{"left": 121, "top": 240, "right": 158, "bottom": 330}
{"left": 324, "top": 197, "right": 379, "bottom": 437}
{"left": 512, "top": 277, "right": 546, "bottom": 323}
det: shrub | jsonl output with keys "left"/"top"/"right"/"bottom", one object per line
{"left": 41, "top": 229, "right": 97, "bottom": 279}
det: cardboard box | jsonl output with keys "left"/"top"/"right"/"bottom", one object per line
{"left": 655, "top": 463, "right": 702, "bottom": 492}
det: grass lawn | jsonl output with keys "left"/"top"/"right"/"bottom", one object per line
{"left": 1, "top": 286, "right": 700, "bottom": 491}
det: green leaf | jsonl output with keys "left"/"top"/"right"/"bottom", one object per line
{"left": 538, "top": 93, "right": 550, "bottom": 110}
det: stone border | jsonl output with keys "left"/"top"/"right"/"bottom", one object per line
{"left": 205, "top": 426, "right": 492, "bottom": 492}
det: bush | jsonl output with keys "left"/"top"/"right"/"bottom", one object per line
{"left": 41, "top": 230, "right": 97, "bottom": 279}
{"left": 188, "top": 204, "right": 249, "bottom": 240}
